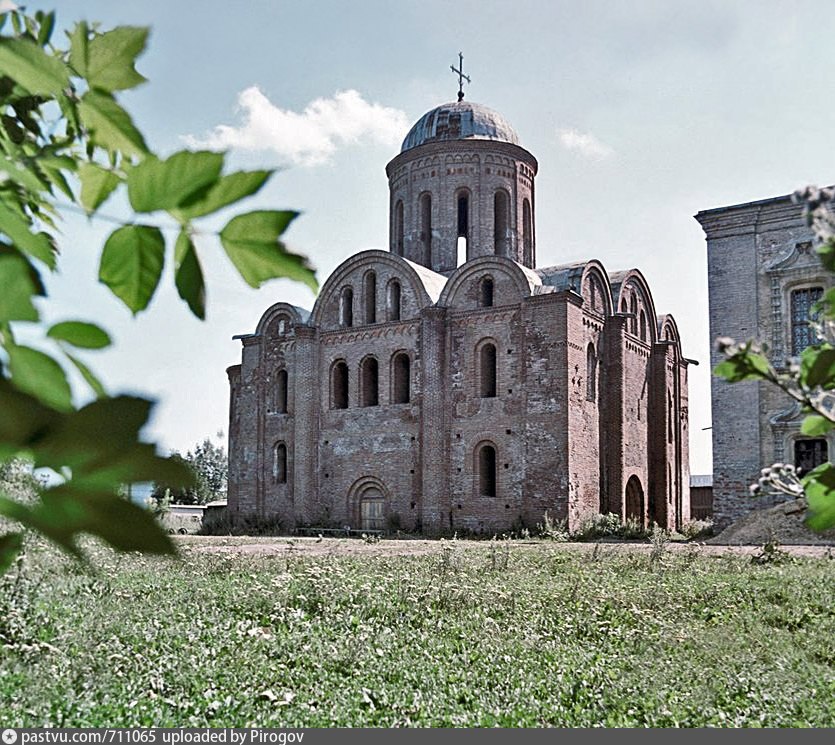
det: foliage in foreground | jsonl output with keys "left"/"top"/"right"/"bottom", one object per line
{"left": 0, "top": 8, "right": 316, "bottom": 570}
{"left": 1, "top": 538, "right": 833, "bottom": 727}
{"left": 716, "top": 187, "right": 835, "bottom": 532}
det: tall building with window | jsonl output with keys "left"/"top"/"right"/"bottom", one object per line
{"left": 697, "top": 194, "right": 834, "bottom": 528}
{"left": 226, "top": 99, "right": 691, "bottom": 534}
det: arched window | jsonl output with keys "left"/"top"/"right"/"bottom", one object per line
{"left": 339, "top": 287, "right": 353, "bottom": 327}
{"left": 361, "top": 356, "right": 379, "bottom": 407}
{"left": 479, "top": 342, "right": 497, "bottom": 398}
{"left": 629, "top": 294, "right": 638, "bottom": 335}
{"left": 387, "top": 280, "right": 401, "bottom": 322}
{"left": 273, "top": 443, "right": 287, "bottom": 484}
{"left": 522, "top": 198, "right": 532, "bottom": 265}
{"left": 625, "top": 475, "right": 644, "bottom": 525}
{"left": 478, "top": 276, "right": 494, "bottom": 308}
{"left": 493, "top": 190, "right": 509, "bottom": 256}
{"left": 364, "top": 271, "right": 376, "bottom": 324}
{"left": 477, "top": 443, "right": 497, "bottom": 497}
{"left": 639, "top": 310, "right": 647, "bottom": 342}
{"left": 668, "top": 392, "right": 674, "bottom": 443}
{"left": 791, "top": 286, "right": 824, "bottom": 354}
{"left": 331, "top": 360, "right": 349, "bottom": 409}
{"left": 394, "top": 199, "right": 404, "bottom": 256}
{"left": 586, "top": 344, "right": 596, "bottom": 402}
{"left": 420, "top": 193, "right": 432, "bottom": 266}
{"left": 456, "top": 190, "right": 469, "bottom": 266}
{"left": 274, "top": 369, "right": 288, "bottom": 414}
{"left": 392, "top": 352, "right": 410, "bottom": 404}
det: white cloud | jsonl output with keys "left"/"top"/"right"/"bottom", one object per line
{"left": 185, "top": 87, "right": 409, "bottom": 167}
{"left": 557, "top": 128, "right": 613, "bottom": 160}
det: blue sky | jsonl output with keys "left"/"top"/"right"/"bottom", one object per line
{"left": 30, "top": 1, "right": 835, "bottom": 474}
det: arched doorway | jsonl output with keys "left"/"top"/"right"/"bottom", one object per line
{"left": 625, "top": 475, "right": 644, "bottom": 526}
{"left": 348, "top": 478, "right": 388, "bottom": 532}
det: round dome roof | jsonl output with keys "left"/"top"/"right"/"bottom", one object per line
{"left": 400, "top": 101, "right": 520, "bottom": 152}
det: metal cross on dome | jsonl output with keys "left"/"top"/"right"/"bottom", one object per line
{"left": 450, "top": 52, "right": 470, "bottom": 101}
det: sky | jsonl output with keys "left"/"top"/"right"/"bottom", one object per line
{"left": 25, "top": 0, "right": 835, "bottom": 475}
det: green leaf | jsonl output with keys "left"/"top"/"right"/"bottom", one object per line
{"left": 0, "top": 154, "right": 51, "bottom": 193}
{"left": 36, "top": 11, "right": 55, "bottom": 47}
{"left": 175, "top": 169, "right": 271, "bottom": 220}
{"left": 800, "top": 346, "right": 835, "bottom": 388}
{"left": 0, "top": 37, "right": 70, "bottom": 95}
{"left": 33, "top": 395, "right": 153, "bottom": 471}
{"left": 713, "top": 351, "right": 772, "bottom": 383}
{"left": 174, "top": 230, "right": 205, "bottom": 319}
{"left": 68, "top": 21, "right": 89, "bottom": 77}
{"left": 78, "top": 162, "right": 121, "bottom": 215}
{"left": 6, "top": 344, "right": 72, "bottom": 411}
{"left": 0, "top": 250, "right": 41, "bottom": 322}
{"left": 127, "top": 150, "right": 223, "bottom": 213}
{"left": 219, "top": 210, "right": 317, "bottom": 292}
{"left": 79, "top": 90, "right": 148, "bottom": 157}
{"left": 802, "top": 463, "right": 835, "bottom": 532}
{"left": 0, "top": 378, "right": 61, "bottom": 460}
{"left": 85, "top": 26, "right": 148, "bottom": 93}
{"left": 0, "top": 532, "right": 23, "bottom": 574}
{"left": 0, "top": 198, "right": 57, "bottom": 268}
{"left": 47, "top": 321, "right": 111, "bottom": 349}
{"left": 800, "top": 414, "right": 833, "bottom": 437}
{"left": 65, "top": 352, "right": 106, "bottom": 399}
{"left": 99, "top": 224, "right": 165, "bottom": 313}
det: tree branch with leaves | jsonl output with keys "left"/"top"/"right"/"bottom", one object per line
{"left": 0, "top": 7, "right": 317, "bottom": 571}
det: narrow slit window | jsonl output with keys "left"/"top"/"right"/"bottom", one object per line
{"left": 478, "top": 444, "right": 497, "bottom": 497}
{"left": 364, "top": 271, "right": 376, "bottom": 324}
{"left": 332, "top": 361, "right": 349, "bottom": 409}
{"left": 392, "top": 352, "right": 410, "bottom": 404}
{"left": 273, "top": 443, "right": 287, "bottom": 484}
{"left": 480, "top": 343, "right": 497, "bottom": 398}
{"left": 394, "top": 199, "right": 404, "bottom": 256}
{"left": 479, "top": 277, "right": 494, "bottom": 307}
{"left": 494, "top": 191, "right": 509, "bottom": 256}
{"left": 387, "top": 280, "right": 401, "bottom": 322}
{"left": 275, "top": 369, "right": 288, "bottom": 413}
{"left": 361, "top": 357, "right": 379, "bottom": 407}
{"left": 339, "top": 287, "right": 353, "bottom": 327}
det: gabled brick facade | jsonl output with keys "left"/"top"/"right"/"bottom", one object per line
{"left": 227, "top": 100, "right": 691, "bottom": 535}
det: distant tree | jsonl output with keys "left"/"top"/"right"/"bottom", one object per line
{"left": 0, "top": 7, "right": 317, "bottom": 572}
{"left": 151, "top": 439, "right": 227, "bottom": 505}
{"left": 716, "top": 186, "right": 835, "bottom": 532}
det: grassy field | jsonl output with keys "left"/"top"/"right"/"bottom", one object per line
{"left": 1, "top": 535, "right": 833, "bottom": 727}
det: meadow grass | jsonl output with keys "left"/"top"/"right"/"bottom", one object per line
{"left": 1, "top": 536, "right": 833, "bottom": 727}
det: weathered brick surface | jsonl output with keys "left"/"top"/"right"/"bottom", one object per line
{"left": 697, "top": 195, "right": 834, "bottom": 529}
{"left": 227, "top": 102, "right": 691, "bottom": 535}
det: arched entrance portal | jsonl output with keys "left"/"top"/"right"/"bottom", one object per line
{"left": 348, "top": 477, "right": 388, "bottom": 532}
{"left": 625, "top": 475, "right": 644, "bottom": 526}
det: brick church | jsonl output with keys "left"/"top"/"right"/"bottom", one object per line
{"left": 226, "top": 94, "right": 693, "bottom": 535}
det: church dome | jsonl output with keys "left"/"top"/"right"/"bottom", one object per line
{"left": 400, "top": 101, "right": 520, "bottom": 152}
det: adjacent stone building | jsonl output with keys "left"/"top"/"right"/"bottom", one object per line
{"left": 227, "top": 99, "right": 692, "bottom": 535}
{"left": 698, "top": 194, "right": 834, "bottom": 529}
